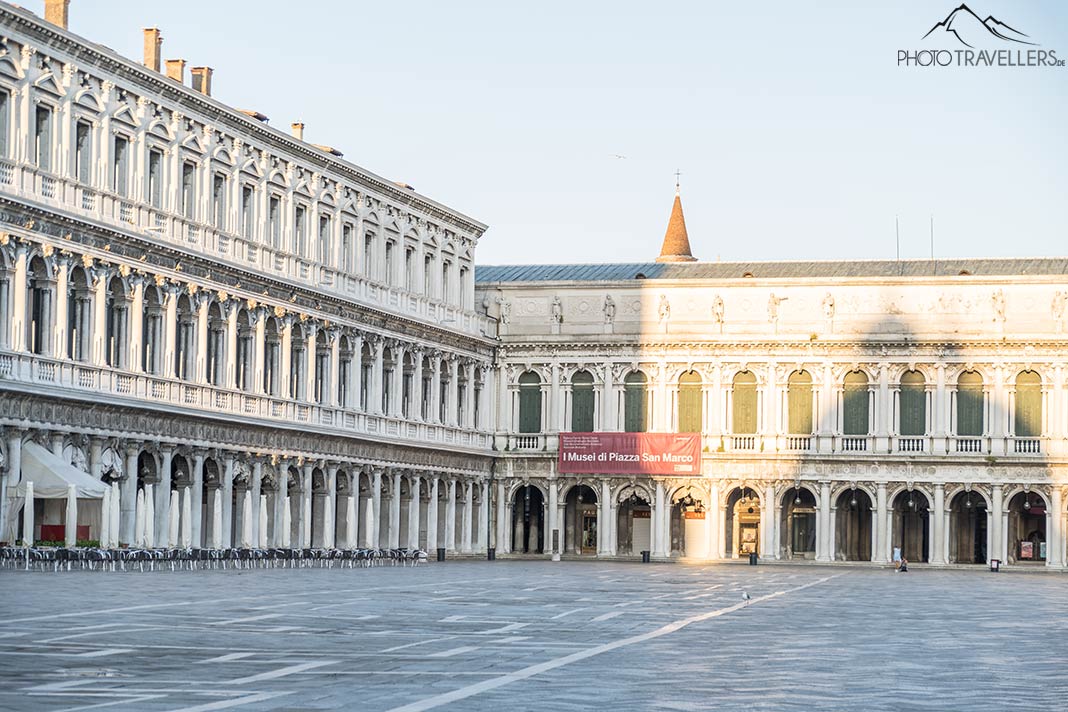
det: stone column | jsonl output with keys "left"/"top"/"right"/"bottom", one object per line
{"left": 495, "top": 481, "right": 506, "bottom": 554}
{"left": 8, "top": 246, "right": 27, "bottom": 352}
{"left": 547, "top": 480, "right": 558, "bottom": 555}
{"left": 445, "top": 479, "right": 457, "bottom": 551}
{"left": 51, "top": 259, "right": 68, "bottom": 358}
{"left": 128, "top": 278, "right": 144, "bottom": 372}
{"left": 991, "top": 483, "right": 1004, "bottom": 562}
{"left": 371, "top": 469, "right": 382, "bottom": 548}
{"left": 279, "top": 318, "right": 293, "bottom": 399}
{"left": 874, "top": 482, "right": 888, "bottom": 563}
{"left": 448, "top": 358, "right": 460, "bottom": 427}
{"left": 121, "top": 442, "right": 140, "bottom": 546}
{"left": 192, "top": 452, "right": 206, "bottom": 547}
{"left": 305, "top": 324, "right": 318, "bottom": 404}
{"left": 0, "top": 430, "right": 24, "bottom": 541}
{"left": 816, "top": 481, "right": 832, "bottom": 562}
{"left": 707, "top": 481, "right": 721, "bottom": 560}
{"left": 466, "top": 362, "right": 478, "bottom": 429}
{"left": 300, "top": 463, "right": 313, "bottom": 548}
{"left": 224, "top": 302, "right": 238, "bottom": 389}
{"left": 1049, "top": 487, "right": 1064, "bottom": 568}
{"left": 155, "top": 446, "right": 173, "bottom": 547}
{"left": 598, "top": 481, "right": 611, "bottom": 556}
{"left": 477, "top": 480, "right": 489, "bottom": 553}
{"left": 162, "top": 288, "right": 178, "bottom": 378}
{"left": 329, "top": 332, "right": 341, "bottom": 407}
{"left": 91, "top": 269, "right": 107, "bottom": 366}
{"left": 221, "top": 455, "right": 234, "bottom": 548}
{"left": 391, "top": 344, "right": 406, "bottom": 417}
{"left": 194, "top": 295, "right": 209, "bottom": 384}
{"left": 325, "top": 465, "right": 338, "bottom": 548}
{"left": 427, "top": 477, "right": 439, "bottom": 551}
{"left": 272, "top": 465, "right": 288, "bottom": 547}
{"left": 462, "top": 481, "right": 474, "bottom": 553}
{"left": 251, "top": 459, "right": 263, "bottom": 546}
{"left": 407, "top": 474, "right": 421, "bottom": 549}
{"left": 652, "top": 481, "right": 667, "bottom": 557}
{"left": 369, "top": 339, "right": 384, "bottom": 415}
{"left": 387, "top": 470, "right": 401, "bottom": 548}
{"left": 351, "top": 333, "right": 363, "bottom": 409}
{"left": 602, "top": 365, "right": 615, "bottom": 431}
{"left": 931, "top": 483, "right": 946, "bottom": 565}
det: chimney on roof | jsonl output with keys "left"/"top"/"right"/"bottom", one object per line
{"left": 143, "top": 28, "right": 162, "bottom": 72}
{"left": 44, "top": 0, "right": 70, "bottom": 29}
{"left": 190, "top": 66, "right": 213, "bottom": 96}
{"left": 291, "top": 122, "right": 305, "bottom": 141}
{"left": 165, "top": 59, "right": 186, "bottom": 84}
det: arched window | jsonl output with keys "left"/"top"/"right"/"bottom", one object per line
{"left": 289, "top": 323, "right": 305, "bottom": 400}
{"left": 142, "top": 286, "right": 163, "bottom": 375}
{"left": 624, "top": 371, "right": 647, "bottom": 433}
{"left": 787, "top": 370, "right": 812, "bottom": 434}
{"left": 1014, "top": 371, "right": 1042, "bottom": 437}
{"left": 899, "top": 371, "right": 926, "bottom": 436}
{"left": 732, "top": 371, "right": 757, "bottom": 435}
{"left": 956, "top": 371, "right": 984, "bottom": 437}
{"left": 843, "top": 371, "right": 869, "bottom": 435}
{"left": 263, "top": 317, "right": 281, "bottom": 396}
{"left": 677, "top": 371, "right": 702, "bottom": 433}
{"left": 570, "top": 370, "right": 595, "bottom": 432}
{"left": 518, "top": 371, "right": 542, "bottom": 433}
{"left": 26, "top": 256, "right": 53, "bottom": 356}
{"left": 67, "top": 265, "right": 92, "bottom": 362}
{"left": 235, "top": 309, "right": 254, "bottom": 391}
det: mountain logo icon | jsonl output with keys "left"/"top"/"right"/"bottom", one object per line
{"left": 922, "top": 4, "right": 1036, "bottom": 48}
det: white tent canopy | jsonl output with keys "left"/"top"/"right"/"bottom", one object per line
{"left": 13, "top": 442, "right": 108, "bottom": 499}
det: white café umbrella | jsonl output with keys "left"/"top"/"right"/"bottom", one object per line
{"left": 346, "top": 493, "right": 357, "bottom": 549}
{"left": 109, "top": 481, "right": 120, "bottom": 548}
{"left": 168, "top": 490, "right": 180, "bottom": 547}
{"left": 99, "top": 485, "right": 112, "bottom": 549}
{"left": 65, "top": 484, "right": 77, "bottom": 548}
{"left": 181, "top": 487, "right": 192, "bottom": 548}
{"left": 258, "top": 494, "right": 269, "bottom": 548}
{"left": 282, "top": 496, "right": 292, "bottom": 547}
{"left": 134, "top": 488, "right": 145, "bottom": 548}
{"left": 241, "top": 490, "right": 252, "bottom": 548}
{"left": 22, "top": 481, "right": 34, "bottom": 548}
{"left": 143, "top": 483, "right": 155, "bottom": 548}
{"left": 363, "top": 497, "right": 375, "bottom": 549}
{"left": 211, "top": 490, "right": 223, "bottom": 549}
{"left": 323, "top": 498, "right": 334, "bottom": 549}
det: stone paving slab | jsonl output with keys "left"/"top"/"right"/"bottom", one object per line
{"left": 0, "top": 562, "right": 1065, "bottom": 711}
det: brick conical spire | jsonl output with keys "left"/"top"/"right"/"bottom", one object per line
{"left": 656, "top": 187, "right": 696, "bottom": 263}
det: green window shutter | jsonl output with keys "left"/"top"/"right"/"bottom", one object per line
{"left": 677, "top": 371, "right": 702, "bottom": 433}
{"left": 956, "top": 372, "right": 984, "bottom": 437}
{"left": 624, "top": 372, "right": 647, "bottom": 433}
{"left": 843, "top": 372, "right": 869, "bottom": 435}
{"left": 899, "top": 371, "right": 926, "bottom": 436}
{"left": 732, "top": 372, "right": 757, "bottom": 435}
{"left": 1014, "top": 372, "right": 1042, "bottom": 437}
{"left": 518, "top": 372, "right": 542, "bottom": 433}
{"left": 571, "top": 371, "right": 595, "bottom": 432}
{"left": 787, "top": 371, "right": 813, "bottom": 435}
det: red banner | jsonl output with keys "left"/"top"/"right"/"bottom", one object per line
{"left": 558, "top": 433, "right": 701, "bottom": 475}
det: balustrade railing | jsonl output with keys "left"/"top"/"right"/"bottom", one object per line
{"left": 897, "top": 437, "right": 926, "bottom": 453}
{"left": 841, "top": 436, "right": 868, "bottom": 452}
{"left": 1014, "top": 438, "right": 1041, "bottom": 454}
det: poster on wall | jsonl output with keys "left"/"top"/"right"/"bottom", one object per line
{"left": 558, "top": 433, "right": 701, "bottom": 475}
{"left": 1020, "top": 541, "right": 1034, "bottom": 559}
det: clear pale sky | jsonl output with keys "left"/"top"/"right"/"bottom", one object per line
{"left": 31, "top": 0, "right": 1068, "bottom": 265}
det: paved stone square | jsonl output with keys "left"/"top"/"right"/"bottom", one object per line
{"left": 1, "top": 562, "right": 1066, "bottom": 711}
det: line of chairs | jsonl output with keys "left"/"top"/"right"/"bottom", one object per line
{"left": 0, "top": 546, "right": 429, "bottom": 572}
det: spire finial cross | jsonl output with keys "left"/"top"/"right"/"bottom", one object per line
{"left": 674, "top": 168, "right": 681, "bottom": 190}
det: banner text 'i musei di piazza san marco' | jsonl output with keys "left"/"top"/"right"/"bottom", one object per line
{"left": 557, "top": 433, "right": 702, "bottom": 476}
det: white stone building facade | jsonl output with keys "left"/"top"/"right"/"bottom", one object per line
{"left": 476, "top": 243, "right": 1068, "bottom": 570}
{"left": 0, "top": 2, "right": 495, "bottom": 554}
